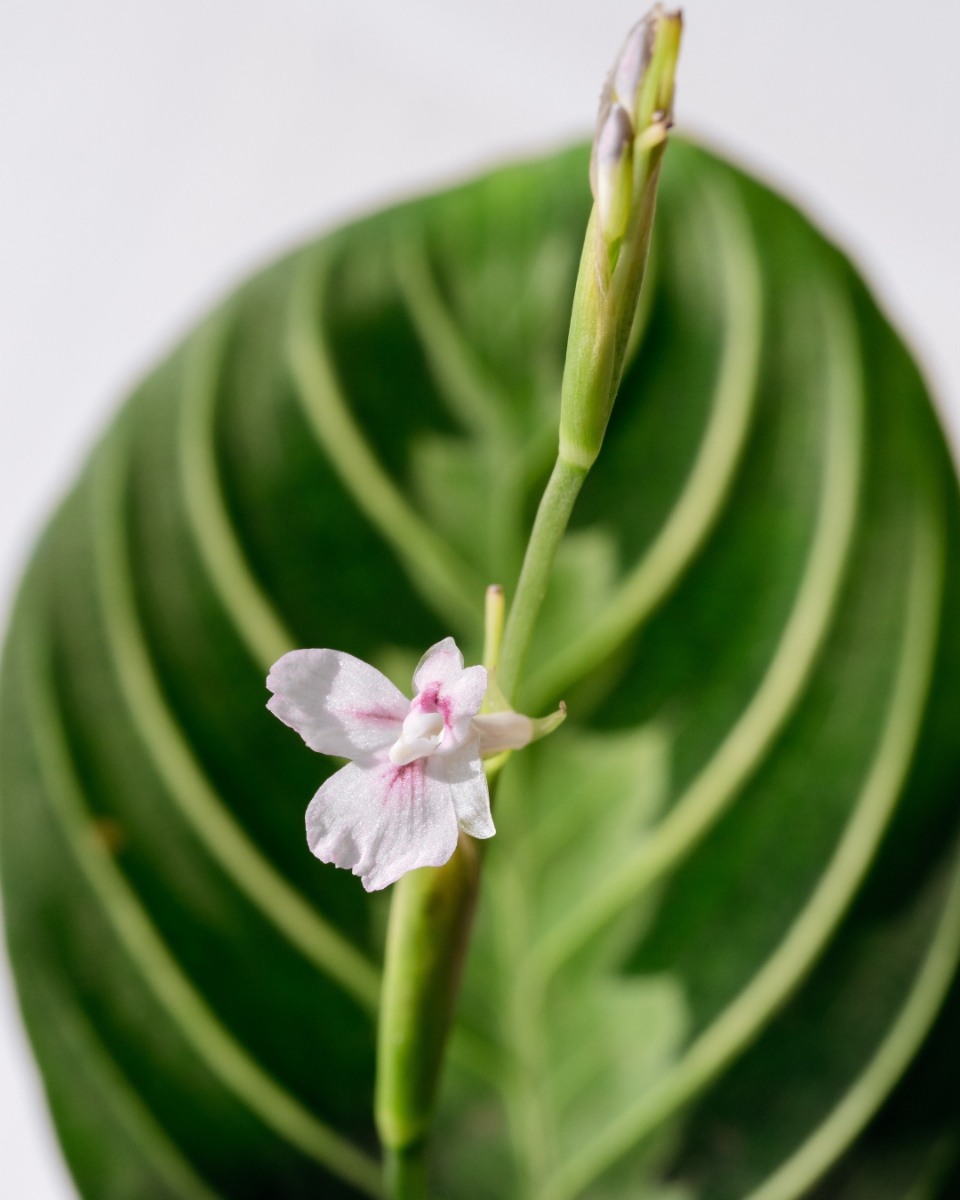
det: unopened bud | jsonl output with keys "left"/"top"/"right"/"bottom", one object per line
{"left": 593, "top": 102, "right": 634, "bottom": 244}
{"left": 561, "top": 6, "right": 682, "bottom": 471}
{"left": 612, "top": 10, "right": 658, "bottom": 119}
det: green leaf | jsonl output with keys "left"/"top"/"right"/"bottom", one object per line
{"left": 3, "top": 136, "right": 960, "bottom": 1200}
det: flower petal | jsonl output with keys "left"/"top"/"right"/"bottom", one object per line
{"left": 412, "top": 636, "right": 465, "bottom": 690}
{"left": 412, "top": 637, "right": 487, "bottom": 752}
{"left": 306, "top": 755, "right": 460, "bottom": 892}
{"left": 267, "top": 648, "right": 408, "bottom": 759}
{"left": 472, "top": 703, "right": 567, "bottom": 754}
{"left": 472, "top": 710, "right": 534, "bottom": 754}
{"left": 427, "top": 736, "right": 495, "bottom": 840}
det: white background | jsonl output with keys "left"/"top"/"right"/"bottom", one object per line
{"left": 1, "top": 1, "right": 958, "bottom": 1193}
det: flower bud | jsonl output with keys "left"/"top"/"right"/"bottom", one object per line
{"left": 593, "top": 102, "right": 635, "bottom": 245}
{"left": 612, "top": 10, "right": 658, "bottom": 119}
{"left": 560, "top": 6, "right": 682, "bottom": 471}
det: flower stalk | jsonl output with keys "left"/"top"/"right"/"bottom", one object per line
{"left": 371, "top": 14, "right": 682, "bottom": 1194}
{"left": 374, "top": 586, "right": 511, "bottom": 1198}
{"left": 268, "top": 12, "right": 682, "bottom": 1198}
{"left": 499, "top": 6, "right": 682, "bottom": 700}
{"left": 375, "top": 833, "right": 481, "bottom": 1199}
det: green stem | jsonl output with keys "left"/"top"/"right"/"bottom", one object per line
{"left": 374, "top": 19, "right": 682, "bottom": 1190}
{"left": 498, "top": 456, "right": 587, "bottom": 702}
{"left": 375, "top": 835, "right": 481, "bottom": 1199}
{"left": 383, "top": 1146, "right": 430, "bottom": 1200}
{"left": 376, "top": 585, "right": 509, "bottom": 1197}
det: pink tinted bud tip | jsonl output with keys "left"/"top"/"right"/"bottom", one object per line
{"left": 612, "top": 11, "right": 658, "bottom": 116}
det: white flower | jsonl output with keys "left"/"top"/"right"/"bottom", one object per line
{"left": 266, "top": 637, "right": 494, "bottom": 892}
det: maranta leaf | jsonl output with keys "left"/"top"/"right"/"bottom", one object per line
{"left": 3, "top": 139, "right": 960, "bottom": 1200}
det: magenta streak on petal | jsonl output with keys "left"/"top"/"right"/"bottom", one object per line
{"left": 436, "top": 698, "right": 453, "bottom": 744}
{"left": 342, "top": 707, "right": 405, "bottom": 725}
{"left": 381, "top": 759, "right": 424, "bottom": 807}
{"left": 411, "top": 684, "right": 458, "bottom": 748}
{"left": 413, "top": 685, "right": 451, "bottom": 721}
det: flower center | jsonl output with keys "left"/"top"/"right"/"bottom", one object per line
{"left": 388, "top": 708, "right": 445, "bottom": 766}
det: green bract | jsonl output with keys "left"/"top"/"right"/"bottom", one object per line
{"left": 3, "top": 139, "right": 960, "bottom": 1200}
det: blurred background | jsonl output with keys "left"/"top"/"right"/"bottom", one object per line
{"left": 1, "top": 0, "right": 958, "bottom": 1192}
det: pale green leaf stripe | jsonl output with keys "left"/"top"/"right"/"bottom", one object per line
{"left": 92, "top": 427, "right": 382, "bottom": 1016}
{"left": 32, "top": 983, "right": 223, "bottom": 1200}
{"left": 394, "top": 200, "right": 657, "bottom": 455}
{"left": 522, "top": 179, "right": 763, "bottom": 713}
{"left": 541, "top": 489, "right": 945, "bottom": 1200}
{"left": 394, "top": 233, "right": 564, "bottom": 592}
{"left": 393, "top": 235, "right": 511, "bottom": 442}
{"left": 741, "top": 834, "right": 960, "bottom": 1200}
{"left": 179, "top": 307, "right": 296, "bottom": 672}
{"left": 532, "top": 275, "right": 863, "bottom": 981}
{"left": 20, "top": 611, "right": 384, "bottom": 1199}
{"left": 287, "top": 245, "right": 485, "bottom": 633}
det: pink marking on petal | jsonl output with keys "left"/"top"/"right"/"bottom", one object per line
{"left": 411, "top": 686, "right": 453, "bottom": 730}
{"left": 380, "top": 759, "right": 425, "bottom": 807}
{"left": 347, "top": 707, "right": 406, "bottom": 725}
{"left": 436, "top": 700, "right": 455, "bottom": 747}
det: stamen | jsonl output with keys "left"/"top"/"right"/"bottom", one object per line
{"left": 403, "top": 710, "right": 445, "bottom": 741}
{"left": 389, "top": 708, "right": 445, "bottom": 765}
